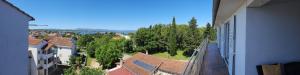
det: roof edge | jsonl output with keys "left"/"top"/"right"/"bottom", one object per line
{"left": 3, "top": 0, "right": 35, "bottom": 21}
{"left": 212, "top": 0, "right": 221, "bottom": 27}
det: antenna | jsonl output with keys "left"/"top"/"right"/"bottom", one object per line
{"left": 29, "top": 24, "right": 48, "bottom": 26}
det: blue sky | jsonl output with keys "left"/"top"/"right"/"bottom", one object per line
{"left": 9, "top": 0, "right": 212, "bottom": 30}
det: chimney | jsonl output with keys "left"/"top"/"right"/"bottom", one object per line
{"left": 120, "top": 59, "right": 124, "bottom": 66}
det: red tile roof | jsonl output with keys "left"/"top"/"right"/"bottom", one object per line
{"left": 123, "top": 52, "right": 187, "bottom": 75}
{"left": 108, "top": 66, "right": 133, "bottom": 75}
{"left": 48, "top": 37, "right": 73, "bottom": 48}
{"left": 28, "top": 36, "right": 42, "bottom": 45}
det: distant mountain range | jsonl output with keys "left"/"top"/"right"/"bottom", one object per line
{"left": 30, "top": 28, "right": 136, "bottom": 34}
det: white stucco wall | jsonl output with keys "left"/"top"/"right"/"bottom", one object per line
{"left": 219, "top": 24, "right": 225, "bottom": 58}
{"left": 0, "top": 1, "right": 32, "bottom": 75}
{"left": 217, "top": 27, "right": 220, "bottom": 48}
{"left": 57, "top": 47, "right": 73, "bottom": 65}
{"left": 233, "top": 2, "right": 247, "bottom": 75}
{"left": 28, "top": 47, "right": 38, "bottom": 75}
{"left": 216, "top": 1, "right": 247, "bottom": 75}
{"left": 246, "top": 1, "right": 300, "bottom": 75}
{"left": 28, "top": 41, "right": 47, "bottom": 75}
{"left": 154, "top": 70, "right": 173, "bottom": 75}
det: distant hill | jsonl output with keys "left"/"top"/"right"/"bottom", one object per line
{"left": 30, "top": 28, "right": 136, "bottom": 34}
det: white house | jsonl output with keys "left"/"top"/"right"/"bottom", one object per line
{"left": 48, "top": 37, "right": 76, "bottom": 65}
{"left": 28, "top": 37, "right": 47, "bottom": 75}
{"left": 0, "top": 0, "right": 34, "bottom": 75}
{"left": 213, "top": 0, "right": 300, "bottom": 75}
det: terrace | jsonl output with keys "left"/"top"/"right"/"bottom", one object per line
{"left": 183, "top": 38, "right": 228, "bottom": 75}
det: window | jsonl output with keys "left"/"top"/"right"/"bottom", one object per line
{"left": 38, "top": 60, "right": 40, "bottom": 64}
{"left": 44, "top": 69, "right": 47, "bottom": 75}
{"left": 225, "top": 22, "right": 230, "bottom": 64}
{"left": 44, "top": 59, "right": 47, "bottom": 64}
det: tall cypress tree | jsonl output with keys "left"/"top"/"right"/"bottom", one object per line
{"left": 168, "top": 17, "right": 177, "bottom": 56}
{"left": 185, "top": 17, "right": 199, "bottom": 53}
{"left": 189, "top": 17, "right": 198, "bottom": 35}
{"left": 205, "top": 23, "right": 211, "bottom": 37}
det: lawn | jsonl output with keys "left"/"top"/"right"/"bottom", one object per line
{"left": 152, "top": 50, "right": 189, "bottom": 60}
{"left": 86, "top": 56, "right": 92, "bottom": 66}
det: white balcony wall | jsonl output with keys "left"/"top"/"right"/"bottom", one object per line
{"left": 246, "top": 0, "right": 300, "bottom": 75}
{"left": 216, "top": 1, "right": 247, "bottom": 75}
{"left": 42, "top": 53, "right": 54, "bottom": 59}
{"left": 233, "top": 3, "right": 247, "bottom": 75}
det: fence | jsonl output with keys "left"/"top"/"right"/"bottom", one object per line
{"left": 182, "top": 38, "right": 209, "bottom": 75}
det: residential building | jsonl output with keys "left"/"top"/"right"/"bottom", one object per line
{"left": 116, "top": 33, "right": 130, "bottom": 40}
{"left": 108, "top": 53, "right": 186, "bottom": 75}
{"left": 28, "top": 36, "right": 56, "bottom": 75}
{"left": 0, "top": 0, "right": 34, "bottom": 75}
{"left": 28, "top": 37, "right": 46, "bottom": 75}
{"left": 28, "top": 36, "right": 76, "bottom": 75}
{"left": 213, "top": 0, "right": 300, "bottom": 75}
{"left": 48, "top": 37, "right": 76, "bottom": 65}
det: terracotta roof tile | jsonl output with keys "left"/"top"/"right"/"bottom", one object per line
{"left": 48, "top": 37, "right": 73, "bottom": 48}
{"left": 123, "top": 52, "right": 187, "bottom": 75}
{"left": 108, "top": 66, "right": 133, "bottom": 75}
{"left": 28, "top": 36, "right": 42, "bottom": 45}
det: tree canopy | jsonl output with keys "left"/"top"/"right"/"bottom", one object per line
{"left": 131, "top": 17, "right": 207, "bottom": 56}
{"left": 95, "top": 39, "right": 122, "bottom": 69}
{"left": 168, "top": 17, "right": 177, "bottom": 56}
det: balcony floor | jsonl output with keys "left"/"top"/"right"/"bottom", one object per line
{"left": 201, "top": 43, "right": 229, "bottom": 75}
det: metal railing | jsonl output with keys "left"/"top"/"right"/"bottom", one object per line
{"left": 182, "top": 38, "right": 209, "bottom": 75}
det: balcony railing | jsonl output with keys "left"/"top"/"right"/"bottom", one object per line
{"left": 42, "top": 50, "right": 53, "bottom": 54}
{"left": 182, "top": 38, "right": 209, "bottom": 75}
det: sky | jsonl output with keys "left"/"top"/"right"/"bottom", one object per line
{"left": 9, "top": 0, "right": 212, "bottom": 30}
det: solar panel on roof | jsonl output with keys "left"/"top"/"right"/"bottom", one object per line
{"left": 133, "top": 60, "right": 155, "bottom": 71}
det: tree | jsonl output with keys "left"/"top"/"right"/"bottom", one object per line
{"left": 205, "top": 23, "right": 216, "bottom": 40}
{"left": 168, "top": 17, "right": 177, "bottom": 56}
{"left": 80, "top": 67, "right": 104, "bottom": 75}
{"left": 151, "top": 24, "right": 168, "bottom": 52}
{"left": 64, "top": 66, "right": 104, "bottom": 75}
{"left": 176, "top": 24, "right": 189, "bottom": 50}
{"left": 64, "top": 66, "right": 76, "bottom": 75}
{"left": 130, "top": 17, "right": 206, "bottom": 56}
{"left": 68, "top": 56, "right": 76, "bottom": 66}
{"left": 189, "top": 17, "right": 200, "bottom": 49}
{"left": 65, "top": 55, "right": 84, "bottom": 75}
{"left": 86, "top": 34, "right": 111, "bottom": 58}
{"left": 133, "top": 28, "right": 150, "bottom": 53}
{"left": 95, "top": 40, "right": 122, "bottom": 69}
{"left": 209, "top": 28, "right": 217, "bottom": 40}
{"left": 189, "top": 17, "right": 198, "bottom": 34}
{"left": 86, "top": 42, "right": 96, "bottom": 57}
{"left": 121, "top": 39, "right": 133, "bottom": 53}
{"left": 77, "top": 35, "right": 93, "bottom": 48}
{"left": 205, "top": 23, "right": 211, "bottom": 37}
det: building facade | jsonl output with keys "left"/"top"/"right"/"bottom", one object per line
{"left": 213, "top": 0, "right": 300, "bottom": 75}
{"left": 28, "top": 37, "right": 56, "bottom": 75}
{"left": 0, "top": 0, "right": 34, "bottom": 75}
{"left": 48, "top": 37, "right": 76, "bottom": 65}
